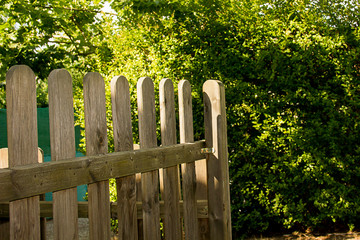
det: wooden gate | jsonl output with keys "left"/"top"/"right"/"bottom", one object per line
{"left": 0, "top": 65, "right": 231, "bottom": 240}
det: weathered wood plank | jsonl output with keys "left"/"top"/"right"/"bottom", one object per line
{"left": 203, "top": 80, "right": 232, "bottom": 240}
{"left": 0, "top": 141, "right": 205, "bottom": 202}
{"left": 0, "top": 148, "right": 46, "bottom": 240}
{"left": 111, "top": 75, "right": 138, "bottom": 240}
{"left": 160, "top": 78, "right": 182, "bottom": 240}
{"left": 137, "top": 77, "right": 161, "bottom": 240}
{"left": 0, "top": 200, "right": 209, "bottom": 220}
{"left": 178, "top": 80, "right": 199, "bottom": 240}
{"left": 192, "top": 84, "right": 210, "bottom": 240}
{"left": 6, "top": 65, "right": 40, "bottom": 240}
{"left": 48, "top": 69, "right": 78, "bottom": 240}
{"left": 83, "top": 72, "right": 111, "bottom": 240}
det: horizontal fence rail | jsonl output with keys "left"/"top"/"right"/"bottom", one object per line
{"left": 0, "top": 200, "right": 209, "bottom": 219}
{"left": 0, "top": 141, "right": 206, "bottom": 202}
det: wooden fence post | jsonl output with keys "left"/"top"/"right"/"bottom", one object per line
{"left": 6, "top": 65, "right": 40, "bottom": 240}
{"left": 48, "top": 69, "right": 78, "bottom": 240}
{"left": 83, "top": 72, "right": 111, "bottom": 240}
{"left": 111, "top": 75, "right": 138, "bottom": 240}
{"left": 137, "top": 77, "right": 161, "bottom": 240}
{"left": 203, "top": 80, "right": 232, "bottom": 240}
{"left": 178, "top": 80, "right": 199, "bottom": 240}
{"left": 160, "top": 78, "right": 182, "bottom": 240}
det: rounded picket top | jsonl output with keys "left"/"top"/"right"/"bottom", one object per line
{"left": 83, "top": 72, "right": 107, "bottom": 156}
{"left": 111, "top": 75, "right": 129, "bottom": 96}
{"left": 111, "top": 75, "right": 133, "bottom": 152}
{"left": 178, "top": 79, "right": 193, "bottom": 143}
{"left": 6, "top": 64, "right": 38, "bottom": 167}
{"left": 203, "top": 80, "right": 225, "bottom": 102}
{"left": 48, "top": 68, "right": 72, "bottom": 81}
{"left": 48, "top": 69, "right": 72, "bottom": 93}
{"left": 48, "top": 68, "right": 75, "bottom": 160}
{"left": 6, "top": 65, "right": 35, "bottom": 84}
{"left": 160, "top": 78, "right": 176, "bottom": 146}
{"left": 6, "top": 65, "right": 37, "bottom": 114}
{"left": 83, "top": 72, "right": 106, "bottom": 89}
{"left": 179, "top": 79, "right": 192, "bottom": 97}
{"left": 159, "top": 78, "right": 174, "bottom": 93}
{"left": 137, "top": 76, "right": 157, "bottom": 148}
{"left": 137, "top": 76, "right": 154, "bottom": 94}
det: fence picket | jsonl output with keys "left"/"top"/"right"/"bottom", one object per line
{"left": 195, "top": 87, "right": 210, "bottom": 240}
{"left": 111, "top": 75, "right": 138, "bottom": 240}
{"left": 178, "top": 80, "right": 199, "bottom": 240}
{"left": 6, "top": 65, "right": 40, "bottom": 240}
{"left": 203, "top": 80, "right": 232, "bottom": 240}
{"left": 137, "top": 77, "right": 161, "bottom": 240}
{"left": 48, "top": 69, "right": 78, "bottom": 240}
{"left": 83, "top": 72, "right": 111, "bottom": 240}
{"left": 160, "top": 78, "right": 182, "bottom": 240}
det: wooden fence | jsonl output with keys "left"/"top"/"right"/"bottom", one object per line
{"left": 0, "top": 65, "right": 231, "bottom": 240}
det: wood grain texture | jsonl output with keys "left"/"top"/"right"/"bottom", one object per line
{"left": 111, "top": 75, "right": 138, "bottom": 240}
{"left": 160, "top": 78, "right": 182, "bottom": 240}
{"left": 6, "top": 65, "right": 40, "bottom": 240}
{"left": 83, "top": 72, "right": 110, "bottom": 240}
{"left": 203, "top": 80, "right": 232, "bottom": 240}
{"left": 178, "top": 80, "right": 199, "bottom": 240}
{"left": 137, "top": 77, "right": 161, "bottom": 240}
{"left": 48, "top": 69, "right": 78, "bottom": 240}
{"left": 184, "top": 83, "right": 210, "bottom": 240}
{"left": 0, "top": 148, "right": 45, "bottom": 240}
{"left": 0, "top": 141, "right": 206, "bottom": 202}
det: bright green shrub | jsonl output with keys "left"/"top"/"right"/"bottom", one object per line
{"left": 108, "top": 1, "right": 360, "bottom": 238}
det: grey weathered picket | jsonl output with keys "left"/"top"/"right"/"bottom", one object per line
{"left": 6, "top": 65, "right": 40, "bottom": 240}
{"left": 111, "top": 75, "right": 138, "bottom": 240}
{"left": 137, "top": 77, "right": 161, "bottom": 240}
{"left": 0, "top": 65, "right": 232, "bottom": 240}
{"left": 83, "top": 72, "right": 111, "bottom": 240}
{"left": 160, "top": 78, "right": 182, "bottom": 240}
{"left": 179, "top": 80, "right": 199, "bottom": 240}
{"left": 48, "top": 69, "right": 78, "bottom": 240}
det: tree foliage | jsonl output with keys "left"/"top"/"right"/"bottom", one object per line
{"left": 0, "top": 0, "right": 112, "bottom": 105}
{"left": 1, "top": 0, "right": 360, "bottom": 238}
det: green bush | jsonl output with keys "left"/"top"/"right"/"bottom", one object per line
{"left": 108, "top": 1, "right": 360, "bottom": 237}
